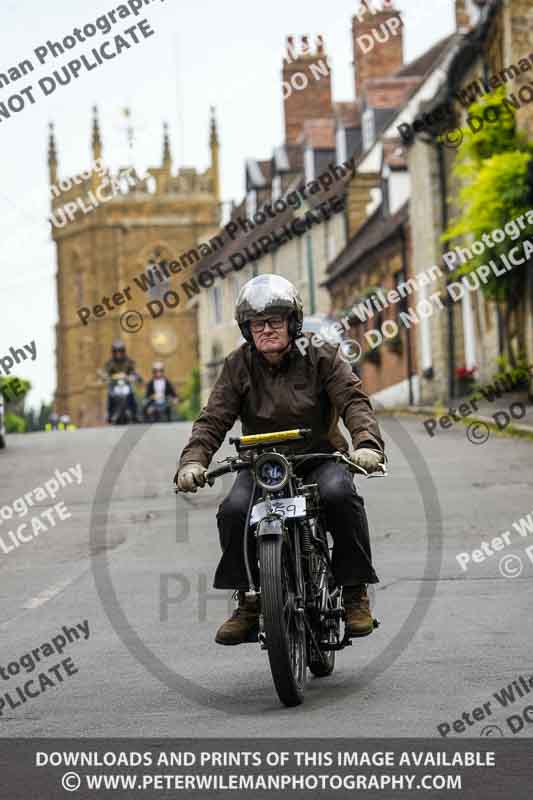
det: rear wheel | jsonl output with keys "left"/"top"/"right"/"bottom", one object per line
{"left": 260, "top": 537, "right": 306, "bottom": 707}
{"left": 308, "top": 525, "right": 337, "bottom": 678}
{"left": 308, "top": 622, "right": 336, "bottom": 677}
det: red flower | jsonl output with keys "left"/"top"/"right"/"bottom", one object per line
{"left": 456, "top": 366, "right": 477, "bottom": 379}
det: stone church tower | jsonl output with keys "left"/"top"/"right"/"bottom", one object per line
{"left": 50, "top": 107, "right": 221, "bottom": 427}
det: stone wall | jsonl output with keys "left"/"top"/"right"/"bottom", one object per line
{"left": 53, "top": 169, "right": 218, "bottom": 427}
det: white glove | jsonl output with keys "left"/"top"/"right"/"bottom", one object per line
{"left": 351, "top": 448, "right": 383, "bottom": 473}
{"left": 176, "top": 462, "right": 208, "bottom": 493}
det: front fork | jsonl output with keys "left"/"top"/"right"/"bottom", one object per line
{"left": 256, "top": 517, "right": 306, "bottom": 651}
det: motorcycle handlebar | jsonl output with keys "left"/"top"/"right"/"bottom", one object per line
{"left": 203, "top": 451, "right": 387, "bottom": 486}
{"left": 205, "top": 461, "right": 249, "bottom": 485}
{"left": 292, "top": 452, "right": 387, "bottom": 478}
{"left": 175, "top": 452, "right": 387, "bottom": 494}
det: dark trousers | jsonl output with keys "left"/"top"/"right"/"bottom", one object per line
{"left": 214, "top": 460, "right": 378, "bottom": 590}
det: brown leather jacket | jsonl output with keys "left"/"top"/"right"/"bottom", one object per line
{"left": 178, "top": 337, "right": 384, "bottom": 468}
{"left": 179, "top": 343, "right": 384, "bottom": 467}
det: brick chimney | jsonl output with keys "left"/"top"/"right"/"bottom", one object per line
{"left": 282, "top": 35, "right": 333, "bottom": 145}
{"left": 352, "top": 2, "right": 404, "bottom": 99}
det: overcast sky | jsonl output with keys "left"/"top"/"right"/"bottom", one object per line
{"left": 0, "top": 0, "right": 454, "bottom": 408}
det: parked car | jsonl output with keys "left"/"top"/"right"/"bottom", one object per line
{"left": 301, "top": 313, "right": 361, "bottom": 377}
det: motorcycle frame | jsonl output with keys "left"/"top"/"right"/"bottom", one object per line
{"left": 244, "top": 452, "right": 339, "bottom": 664}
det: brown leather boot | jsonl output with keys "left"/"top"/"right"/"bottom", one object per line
{"left": 215, "top": 592, "right": 259, "bottom": 645}
{"left": 344, "top": 584, "right": 374, "bottom": 637}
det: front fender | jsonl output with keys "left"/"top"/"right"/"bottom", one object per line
{"left": 256, "top": 516, "right": 284, "bottom": 538}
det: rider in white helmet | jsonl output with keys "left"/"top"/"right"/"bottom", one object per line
{"left": 144, "top": 362, "right": 177, "bottom": 421}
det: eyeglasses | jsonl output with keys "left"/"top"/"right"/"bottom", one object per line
{"left": 249, "top": 316, "right": 286, "bottom": 332}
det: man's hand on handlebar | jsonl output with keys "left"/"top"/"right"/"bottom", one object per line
{"left": 350, "top": 447, "right": 383, "bottom": 474}
{"left": 175, "top": 462, "right": 208, "bottom": 493}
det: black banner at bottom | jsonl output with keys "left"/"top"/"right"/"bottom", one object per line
{"left": 0, "top": 738, "right": 531, "bottom": 799}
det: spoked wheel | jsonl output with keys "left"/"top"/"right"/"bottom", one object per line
{"left": 308, "top": 591, "right": 337, "bottom": 677}
{"left": 260, "top": 537, "right": 306, "bottom": 707}
{"left": 307, "top": 539, "right": 337, "bottom": 678}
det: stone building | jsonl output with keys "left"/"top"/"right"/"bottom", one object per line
{"left": 193, "top": 2, "right": 421, "bottom": 404}
{"left": 192, "top": 35, "right": 348, "bottom": 403}
{"left": 323, "top": 0, "right": 533, "bottom": 406}
{"left": 321, "top": 9, "right": 454, "bottom": 405}
{"left": 386, "top": 0, "right": 533, "bottom": 403}
{"left": 50, "top": 107, "right": 221, "bottom": 427}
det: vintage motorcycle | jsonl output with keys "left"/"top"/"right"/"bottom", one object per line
{"left": 201, "top": 428, "right": 387, "bottom": 707}
{"left": 99, "top": 371, "right": 139, "bottom": 425}
{"left": 143, "top": 396, "right": 175, "bottom": 423}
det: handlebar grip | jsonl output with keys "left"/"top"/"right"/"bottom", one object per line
{"left": 205, "top": 464, "right": 231, "bottom": 483}
{"left": 205, "top": 461, "right": 249, "bottom": 485}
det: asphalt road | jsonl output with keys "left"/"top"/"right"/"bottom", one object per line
{"left": 1, "top": 415, "right": 532, "bottom": 738}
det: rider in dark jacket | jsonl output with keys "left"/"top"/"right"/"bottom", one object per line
{"left": 104, "top": 340, "right": 139, "bottom": 421}
{"left": 144, "top": 362, "right": 177, "bottom": 421}
{"left": 175, "top": 275, "right": 385, "bottom": 645}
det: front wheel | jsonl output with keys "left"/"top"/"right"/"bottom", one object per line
{"left": 260, "top": 537, "right": 306, "bottom": 707}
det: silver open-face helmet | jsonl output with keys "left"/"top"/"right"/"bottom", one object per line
{"left": 235, "top": 274, "right": 304, "bottom": 343}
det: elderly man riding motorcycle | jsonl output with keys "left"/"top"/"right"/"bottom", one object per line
{"left": 175, "top": 275, "right": 385, "bottom": 646}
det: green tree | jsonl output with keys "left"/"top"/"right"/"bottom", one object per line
{"left": 5, "top": 412, "right": 27, "bottom": 433}
{"left": 442, "top": 87, "right": 533, "bottom": 365}
{"left": 0, "top": 377, "right": 31, "bottom": 432}
{"left": 179, "top": 367, "right": 201, "bottom": 421}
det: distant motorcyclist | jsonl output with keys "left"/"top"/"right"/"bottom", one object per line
{"left": 103, "top": 340, "right": 139, "bottom": 422}
{"left": 144, "top": 362, "right": 177, "bottom": 422}
{"left": 104, "top": 340, "right": 136, "bottom": 378}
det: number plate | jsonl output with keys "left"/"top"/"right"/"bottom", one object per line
{"left": 250, "top": 496, "right": 306, "bottom": 527}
